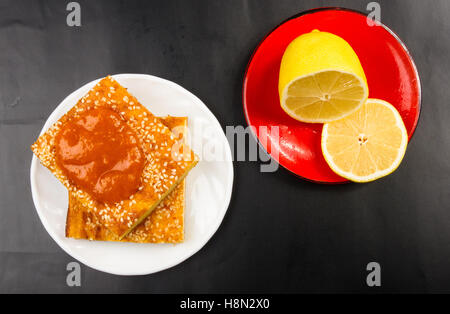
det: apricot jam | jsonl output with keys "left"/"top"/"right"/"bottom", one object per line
{"left": 55, "top": 108, "right": 145, "bottom": 204}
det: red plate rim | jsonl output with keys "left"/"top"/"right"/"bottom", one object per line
{"left": 242, "top": 7, "right": 422, "bottom": 184}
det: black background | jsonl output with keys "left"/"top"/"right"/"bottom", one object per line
{"left": 0, "top": 0, "right": 449, "bottom": 293}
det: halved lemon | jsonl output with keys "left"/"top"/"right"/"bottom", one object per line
{"left": 279, "top": 30, "right": 369, "bottom": 123}
{"left": 321, "top": 98, "right": 408, "bottom": 183}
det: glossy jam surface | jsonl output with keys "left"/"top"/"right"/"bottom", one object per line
{"left": 55, "top": 108, "right": 145, "bottom": 204}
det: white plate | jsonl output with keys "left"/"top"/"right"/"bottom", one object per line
{"left": 30, "top": 74, "right": 234, "bottom": 275}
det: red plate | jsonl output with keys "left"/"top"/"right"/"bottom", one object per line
{"left": 243, "top": 7, "right": 421, "bottom": 183}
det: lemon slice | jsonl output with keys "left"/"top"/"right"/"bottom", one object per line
{"left": 321, "top": 99, "right": 408, "bottom": 183}
{"left": 279, "top": 30, "right": 369, "bottom": 123}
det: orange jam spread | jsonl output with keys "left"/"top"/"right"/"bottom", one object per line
{"left": 55, "top": 108, "right": 145, "bottom": 204}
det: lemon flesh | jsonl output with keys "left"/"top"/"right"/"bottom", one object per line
{"left": 279, "top": 30, "right": 369, "bottom": 123}
{"left": 321, "top": 99, "right": 408, "bottom": 183}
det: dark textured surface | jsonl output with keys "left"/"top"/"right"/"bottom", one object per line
{"left": 0, "top": 0, "right": 449, "bottom": 293}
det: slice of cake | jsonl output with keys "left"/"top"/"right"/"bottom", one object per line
{"left": 31, "top": 76, "right": 198, "bottom": 239}
{"left": 65, "top": 116, "right": 187, "bottom": 243}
